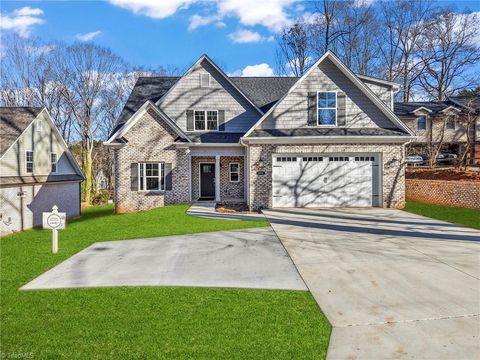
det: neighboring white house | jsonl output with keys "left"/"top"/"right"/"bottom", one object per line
{"left": 0, "top": 107, "right": 84, "bottom": 235}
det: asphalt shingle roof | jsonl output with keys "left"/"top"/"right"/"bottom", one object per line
{"left": 393, "top": 102, "right": 450, "bottom": 116}
{"left": 249, "top": 127, "right": 409, "bottom": 138}
{"left": 0, "top": 107, "right": 43, "bottom": 157}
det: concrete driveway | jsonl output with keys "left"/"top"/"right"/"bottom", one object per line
{"left": 22, "top": 227, "right": 306, "bottom": 291}
{"left": 264, "top": 208, "right": 480, "bottom": 360}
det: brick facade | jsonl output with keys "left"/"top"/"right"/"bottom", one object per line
{"left": 114, "top": 109, "right": 190, "bottom": 213}
{"left": 248, "top": 143, "right": 406, "bottom": 210}
{"left": 406, "top": 179, "right": 480, "bottom": 209}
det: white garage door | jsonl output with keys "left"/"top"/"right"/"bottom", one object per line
{"left": 272, "top": 154, "right": 380, "bottom": 208}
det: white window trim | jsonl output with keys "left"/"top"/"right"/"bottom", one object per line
{"left": 200, "top": 73, "right": 210, "bottom": 88}
{"left": 194, "top": 110, "right": 219, "bottom": 131}
{"left": 229, "top": 162, "right": 240, "bottom": 183}
{"left": 25, "top": 150, "right": 33, "bottom": 173}
{"left": 416, "top": 115, "right": 427, "bottom": 131}
{"left": 51, "top": 152, "right": 58, "bottom": 173}
{"left": 138, "top": 162, "right": 165, "bottom": 192}
{"left": 317, "top": 91, "right": 338, "bottom": 127}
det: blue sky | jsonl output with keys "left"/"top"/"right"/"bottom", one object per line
{"left": 1, "top": 0, "right": 479, "bottom": 76}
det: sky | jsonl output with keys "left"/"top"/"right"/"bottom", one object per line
{"left": 1, "top": 0, "right": 479, "bottom": 76}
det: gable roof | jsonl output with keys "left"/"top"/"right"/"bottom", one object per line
{"left": 394, "top": 101, "right": 458, "bottom": 116}
{"left": 244, "top": 51, "right": 414, "bottom": 138}
{"left": 0, "top": 107, "right": 43, "bottom": 157}
{"left": 155, "top": 54, "right": 264, "bottom": 115}
{"left": 448, "top": 95, "right": 480, "bottom": 111}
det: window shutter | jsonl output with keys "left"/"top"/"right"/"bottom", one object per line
{"left": 307, "top": 92, "right": 317, "bottom": 126}
{"left": 165, "top": 163, "right": 172, "bottom": 191}
{"left": 130, "top": 163, "right": 138, "bottom": 191}
{"left": 218, "top": 110, "right": 225, "bottom": 131}
{"left": 337, "top": 92, "right": 346, "bottom": 127}
{"left": 186, "top": 110, "right": 194, "bottom": 131}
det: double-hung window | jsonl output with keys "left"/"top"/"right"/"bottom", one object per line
{"left": 25, "top": 151, "right": 33, "bottom": 173}
{"left": 317, "top": 92, "right": 337, "bottom": 126}
{"left": 446, "top": 117, "right": 456, "bottom": 130}
{"left": 416, "top": 116, "right": 427, "bottom": 130}
{"left": 139, "top": 163, "right": 165, "bottom": 191}
{"left": 51, "top": 153, "right": 58, "bottom": 173}
{"left": 194, "top": 110, "right": 218, "bottom": 131}
{"left": 229, "top": 163, "right": 240, "bottom": 182}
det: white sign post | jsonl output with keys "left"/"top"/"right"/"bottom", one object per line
{"left": 42, "top": 205, "right": 66, "bottom": 254}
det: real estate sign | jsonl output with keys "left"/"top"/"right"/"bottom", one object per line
{"left": 42, "top": 205, "right": 66, "bottom": 254}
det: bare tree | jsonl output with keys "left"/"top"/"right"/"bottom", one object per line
{"left": 378, "top": 0, "right": 434, "bottom": 101}
{"left": 456, "top": 99, "right": 479, "bottom": 168}
{"left": 419, "top": 10, "right": 480, "bottom": 100}
{"left": 275, "top": 22, "right": 311, "bottom": 76}
{"left": 53, "top": 42, "right": 126, "bottom": 204}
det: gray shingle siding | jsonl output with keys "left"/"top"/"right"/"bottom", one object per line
{"left": 260, "top": 58, "right": 397, "bottom": 130}
{"left": 159, "top": 59, "right": 261, "bottom": 133}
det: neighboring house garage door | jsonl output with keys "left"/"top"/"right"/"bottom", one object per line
{"left": 272, "top": 154, "right": 380, "bottom": 208}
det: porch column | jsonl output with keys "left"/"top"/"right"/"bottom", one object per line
{"left": 215, "top": 155, "right": 220, "bottom": 202}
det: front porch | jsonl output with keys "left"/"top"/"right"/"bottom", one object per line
{"left": 190, "top": 152, "right": 246, "bottom": 203}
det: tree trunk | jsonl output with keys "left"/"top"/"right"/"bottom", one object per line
{"left": 83, "top": 147, "right": 93, "bottom": 205}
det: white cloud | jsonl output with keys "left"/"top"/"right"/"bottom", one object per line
{"left": 353, "top": 0, "right": 377, "bottom": 7}
{"left": 108, "top": 0, "right": 296, "bottom": 32}
{"left": 230, "top": 63, "right": 275, "bottom": 77}
{"left": 189, "top": 14, "right": 219, "bottom": 31}
{"left": 108, "top": 0, "right": 197, "bottom": 19}
{"left": 0, "top": 6, "right": 45, "bottom": 37}
{"left": 76, "top": 30, "right": 102, "bottom": 42}
{"left": 218, "top": 0, "right": 296, "bottom": 32}
{"left": 228, "top": 29, "right": 274, "bottom": 43}
{"left": 215, "top": 21, "right": 226, "bottom": 28}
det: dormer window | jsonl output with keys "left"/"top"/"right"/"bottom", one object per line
{"left": 446, "top": 117, "right": 456, "bottom": 130}
{"left": 317, "top": 91, "right": 337, "bottom": 126}
{"left": 200, "top": 73, "right": 210, "bottom": 88}
{"left": 416, "top": 116, "right": 427, "bottom": 130}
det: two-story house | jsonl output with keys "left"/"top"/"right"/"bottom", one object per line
{"left": 105, "top": 51, "right": 414, "bottom": 212}
{"left": 0, "top": 107, "right": 84, "bottom": 234}
{"left": 394, "top": 96, "right": 480, "bottom": 164}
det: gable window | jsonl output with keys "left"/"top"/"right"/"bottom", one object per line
{"left": 416, "top": 115, "right": 427, "bottom": 130}
{"left": 446, "top": 117, "right": 456, "bottom": 130}
{"left": 139, "top": 163, "right": 165, "bottom": 191}
{"left": 36, "top": 119, "right": 43, "bottom": 132}
{"left": 51, "top": 153, "right": 58, "bottom": 173}
{"left": 25, "top": 151, "right": 33, "bottom": 173}
{"left": 200, "top": 73, "right": 210, "bottom": 88}
{"left": 229, "top": 163, "right": 240, "bottom": 182}
{"left": 317, "top": 91, "right": 337, "bottom": 126}
{"left": 194, "top": 110, "right": 218, "bottom": 131}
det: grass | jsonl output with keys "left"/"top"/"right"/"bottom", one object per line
{"left": 1, "top": 204, "right": 331, "bottom": 359}
{"left": 404, "top": 201, "right": 480, "bottom": 230}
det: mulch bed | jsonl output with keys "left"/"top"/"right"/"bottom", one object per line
{"left": 406, "top": 168, "right": 480, "bottom": 182}
{"left": 216, "top": 203, "right": 260, "bottom": 214}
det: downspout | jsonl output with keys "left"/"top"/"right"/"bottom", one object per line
{"left": 240, "top": 138, "right": 249, "bottom": 208}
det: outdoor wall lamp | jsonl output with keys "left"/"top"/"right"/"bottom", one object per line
{"left": 258, "top": 155, "right": 266, "bottom": 168}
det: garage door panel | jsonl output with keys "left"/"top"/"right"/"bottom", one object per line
{"left": 272, "top": 154, "right": 377, "bottom": 208}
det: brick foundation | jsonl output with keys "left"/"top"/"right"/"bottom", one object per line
{"left": 406, "top": 179, "right": 480, "bottom": 209}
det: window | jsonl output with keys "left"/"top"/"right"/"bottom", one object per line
{"left": 51, "top": 153, "right": 57, "bottom": 173}
{"left": 230, "top": 163, "right": 240, "bottom": 182}
{"left": 416, "top": 116, "right": 427, "bottom": 130}
{"left": 446, "top": 118, "right": 456, "bottom": 130}
{"left": 139, "top": 163, "right": 164, "bottom": 191}
{"left": 276, "top": 157, "right": 297, "bottom": 162}
{"left": 36, "top": 119, "right": 43, "bottom": 132}
{"left": 200, "top": 73, "right": 210, "bottom": 88}
{"left": 317, "top": 92, "right": 337, "bottom": 126}
{"left": 329, "top": 156, "right": 349, "bottom": 162}
{"left": 302, "top": 156, "right": 323, "bottom": 162}
{"left": 25, "top": 151, "right": 33, "bottom": 173}
{"left": 194, "top": 110, "right": 218, "bottom": 131}
{"left": 354, "top": 156, "right": 375, "bottom": 162}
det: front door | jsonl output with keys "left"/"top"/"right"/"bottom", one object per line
{"left": 200, "top": 163, "right": 215, "bottom": 199}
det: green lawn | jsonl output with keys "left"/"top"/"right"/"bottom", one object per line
{"left": 404, "top": 201, "right": 480, "bottom": 230}
{"left": 1, "top": 204, "right": 331, "bottom": 359}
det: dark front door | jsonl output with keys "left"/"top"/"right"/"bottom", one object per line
{"left": 200, "top": 163, "right": 215, "bottom": 198}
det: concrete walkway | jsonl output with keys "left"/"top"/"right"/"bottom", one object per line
{"left": 264, "top": 208, "right": 480, "bottom": 360}
{"left": 187, "top": 202, "right": 266, "bottom": 221}
{"left": 22, "top": 227, "right": 306, "bottom": 291}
